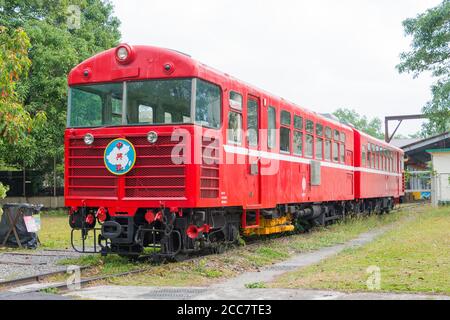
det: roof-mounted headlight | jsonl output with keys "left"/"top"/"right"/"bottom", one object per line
{"left": 115, "top": 44, "right": 135, "bottom": 64}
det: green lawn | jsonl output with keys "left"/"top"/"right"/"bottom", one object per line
{"left": 59, "top": 205, "right": 421, "bottom": 287}
{"left": 270, "top": 206, "right": 450, "bottom": 295}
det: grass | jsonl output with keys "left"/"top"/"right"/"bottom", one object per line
{"left": 57, "top": 205, "right": 420, "bottom": 287}
{"left": 270, "top": 206, "right": 450, "bottom": 295}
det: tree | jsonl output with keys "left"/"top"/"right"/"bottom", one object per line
{"left": 397, "top": 0, "right": 450, "bottom": 136}
{"left": 333, "top": 108, "right": 384, "bottom": 139}
{"left": 0, "top": 26, "right": 45, "bottom": 198}
{"left": 0, "top": 0, "right": 121, "bottom": 190}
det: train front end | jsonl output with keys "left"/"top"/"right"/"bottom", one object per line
{"left": 65, "top": 45, "right": 233, "bottom": 258}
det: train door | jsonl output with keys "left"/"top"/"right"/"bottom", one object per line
{"left": 246, "top": 95, "right": 261, "bottom": 207}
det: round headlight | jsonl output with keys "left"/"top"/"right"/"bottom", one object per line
{"left": 147, "top": 131, "right": 158, "bottom": 144}
{"left": 117, "top": 46, "right": 129, "bottom": 61}
{"left": 84, "top": 133, "right": 94, "bottom": 145}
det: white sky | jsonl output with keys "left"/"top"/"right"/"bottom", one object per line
{"left": 111, "top": 0, "right": 442, "bottom": 136}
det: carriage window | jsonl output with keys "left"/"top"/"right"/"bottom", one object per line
{"left": 247, "top": 98, "right": 258, "bottom": 147}
{"left": 362, "top": 145, "right": 366, "bottom": 166}
{"left": 138, "top": 105, "right": 153, "bottom": 123}
{"left": 325, "top": 127, "right": 332, "bottom": 139}
{"left": 316, "top": 124, "right": 323, "bottom": 137}
{"left": 280, "top": 127, "right": 290, "bottom": 153}
{"left": 281, "top": 111, "right": 291, "bottom": 126}
{"left": 268, "top": 106, "right": 276, "bottom": 149}
{"left": 334, "top": 130, "right": 340, "bottom": 141}
{"left": 230, "top": 91, "right": 242, "bottom": 110}
{"left": 305, "top": 135, "right": 313, "bottom": 158}
{"left": 293, "top": 131, "right": 303, "bottom": 156}
{"left": 316, "top": 138, "right": 323, "bottom": 160}
{"left": 341, "top": 132, "right": 346, "bottom": 143}
{"left": 228, "top": 112, "right": 242, "bottom": 145}
{"left": 306, "top": 120, "right": 314, "bottom": 134}
{"left": 340, "top": 144, "right": 345, "bottom": 163}
{"left": 333, "top": 142, "right": 339, "bottom": 162}
{"left": 195, "top": 79, "right": 221, "bottom": 128}
{"left": 325, "top": 140, "right": 331, "bottom": 161}
{"left": 294, "top": 115, "right": 303, "bottom": 130}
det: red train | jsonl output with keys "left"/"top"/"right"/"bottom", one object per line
{"left": 65, "top": 44, "right": 404, "bottom": 257}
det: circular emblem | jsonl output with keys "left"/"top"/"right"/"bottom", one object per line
{"left": 104, "top": 138, "right": 136, "bottom": 175}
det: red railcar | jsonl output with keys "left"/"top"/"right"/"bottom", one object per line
{"left": 65, "top": 44, "right": 404, "bottom": 257}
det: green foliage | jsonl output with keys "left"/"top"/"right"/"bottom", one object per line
{"left": 398, "top": 1, "right": 450, "bottom": 136}
{"left": 0, "top": 182, "right": 9, "bottom": 199}
{"left": 0, "top": 0, "right": 121, "bottom": 176}
{"left": 333, "top": 108, "right": 384, "bottom": 139}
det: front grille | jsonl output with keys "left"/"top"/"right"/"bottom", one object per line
{"left": 67, "top": 134, "right": 186, "bottom": 199}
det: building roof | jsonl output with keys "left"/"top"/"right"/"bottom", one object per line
{"left": 390, "top": 138, "right": 421, "bottom": 148}
{"left": 402, "top": 131, "right": 450, "bottom": 164}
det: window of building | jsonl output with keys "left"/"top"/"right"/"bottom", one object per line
{"left": 293, "top": 131, "right": 303, "bottom": 156}
{"left": 228, "top": 111, "right": 242, "bottom": 145}
{"left": 316, "top": 137, "right": 323, "bottom": 160}
{"left": 306, "top": 134, "right": 313, "bottom": 158}
{"left": 229, "top": 91, "right": 242, "bottom": 110}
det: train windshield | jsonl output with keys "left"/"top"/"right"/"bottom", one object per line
{"left": 68, "top": 78, "right": 221, "bottom": 128}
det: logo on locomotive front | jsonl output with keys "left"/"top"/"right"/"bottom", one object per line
{"left": 104, "top": 138, "right": 136, "bottom": 175}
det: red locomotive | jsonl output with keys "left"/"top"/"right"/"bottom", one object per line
{"left": 65, "top": 44, "right": 404, "bottom": 258}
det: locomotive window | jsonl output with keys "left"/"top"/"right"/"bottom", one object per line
{"left": 281, "top": 111, "right": 291, "bottom": 126}
{"left": 340, "top": 144, "right": 345, "bottom": 163}
{"left": 195, "top": 79, "right": 221, "bottom": 129}
{"left": 306, "top": 120, "right": 314, "bottom": 134}
{"left": 293, "top": 131, "right": 303, "bottom": 156}
{"left": 305, "top": 134, "right": 313, "bottom": 158}
{"left": 316, "top": 124, "right": 323, "bottom": 137}
{"left": 333, "top": 142, "right": 339, "bottom": 162}
{"left": 69, "top": 82, "right": 124, "bottom": 127}
{"left": 230, "top": 91, "right": 242, "bottom": 110}
{"left": 334, "top": 130, "right": 340, "bottom": 141}
{"left": 280, "top": 127, "right": 290, "bottom": 153}
{"left": 325, "top": 127, "right": 332, "bottom": 139}
{"left": 325, "top": 140, "right": 331, "bottom": 161}
{"left": 138, "top": 105, "right": 153, "bottom": 123}
{"left": 316, "top": 137, "right": 323, "bottom": 160}
{"left": 228, "top": 112, "right": 242, "bottom": 145}
{"left": 126, "top": 79, "right": 191, "bottom": 125}
{"left": 164, "top": 112, "right": 172, "bottom": 124}
{"left": 268, "top": 106, "right": 276, "bottom": 149}
{"left": 294, "top": 115, "right": 303, "bottom": 130}
{"left": 247, "top": 98, "right": 259, "bottom": 147}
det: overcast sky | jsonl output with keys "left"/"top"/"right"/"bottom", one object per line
{"left": 111, "top": 0, "right": 442, "bottom": 135}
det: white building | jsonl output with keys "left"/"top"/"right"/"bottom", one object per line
{"left": 427, "top": 149, "right": 450, "bottom": 206}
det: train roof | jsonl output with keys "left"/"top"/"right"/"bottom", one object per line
{"left": 69, "top": 44, "right": 401, "bottom": 152}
